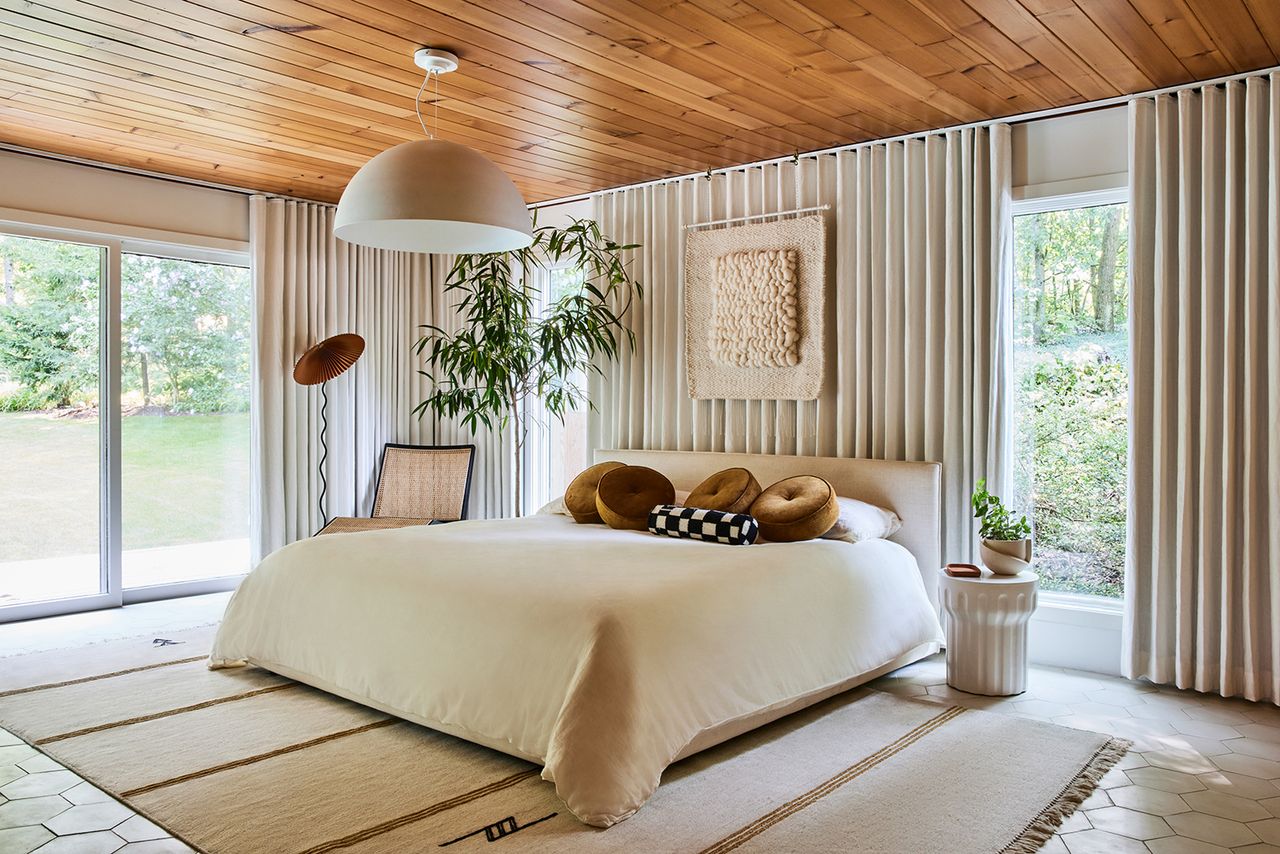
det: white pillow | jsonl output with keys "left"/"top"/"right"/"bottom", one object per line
{"left": 821, "top": 496, "right": 901, "bottom": 543}
{"left": 537, "top": 490, "right": 690, "bottom": 517}
{"left": 536, "top": 495, "right": 572, "bottom": 516}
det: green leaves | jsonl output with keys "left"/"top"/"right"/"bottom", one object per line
{"left": 413, "top": 216, "right": 641, "bottom": 443}
{"left": 971, "top": 478, "right": 1031, "bottom": 541}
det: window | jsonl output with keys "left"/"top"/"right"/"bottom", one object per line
{"left": 120, "top": 254, "right": 252, "bottom": 589}
{"left": 0, "top": 224, "right": 251, "bottom": 621}
{"left": 0, "top": 233, "right": 106, "bottom": 608}
{"left": 523, "top": 264, "right": 590, "bottom": 511}
{"left": 1012, "top": 194, "right": 1129, "bottom": 599}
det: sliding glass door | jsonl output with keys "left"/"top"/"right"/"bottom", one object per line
{"left": 0, "top": 225, "right": 251, "bottom": 621}
{"left": 0, "top": 231, "right": 116, "bottom": 615}
{"left": 120, "top": 254, "right": 252, "bottom": 590}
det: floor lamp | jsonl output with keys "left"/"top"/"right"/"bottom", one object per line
{"left": 293, "top": 333, "right": 365, "bottom": 526}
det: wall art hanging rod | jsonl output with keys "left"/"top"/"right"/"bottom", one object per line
{"left": 684, "top": 204, "right": 830, "bottom": 231}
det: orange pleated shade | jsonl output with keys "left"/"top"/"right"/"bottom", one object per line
{"left": 293, "top": 333, "right": 365, "bottom": 385}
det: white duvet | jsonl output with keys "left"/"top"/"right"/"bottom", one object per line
{"left": 209, "top": 515, "right": 942, "bottom": 827}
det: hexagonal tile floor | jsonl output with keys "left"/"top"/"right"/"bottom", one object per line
{"left": 2, "top": 594, "right": 1279, "bottom": 853}
{"left": 870, "top": 657, "right": 1280, "bottom": 853}
{"left": 0, "top": 727, "right": 191, "bottom": 853}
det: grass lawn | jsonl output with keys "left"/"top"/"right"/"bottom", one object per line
{"left": 0, "top": 411, "right": 249, "bottom": 561}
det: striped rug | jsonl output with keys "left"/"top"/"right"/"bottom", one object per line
{"left": 0, "top": 628, "right": 1127, "bottom": 853}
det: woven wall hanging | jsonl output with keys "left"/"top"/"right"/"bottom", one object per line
{"left": 684, "top": 213, "right": 826, "bottom": 400}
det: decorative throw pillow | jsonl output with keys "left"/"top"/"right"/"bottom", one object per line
{"left": 750, "top": 475, "right": 839, "bottom": 542}
{"left": 565, "top": 461, "right": 626, "bottom": 524}
{"left": 595, "top": 465, "right": 676, "bottom": 530}
{"left": 648, "top": 505, "right": 759, "bottom": 545}
{"left": 685, "top": 467, "right": 762, "bottom": 514}
{"left": 821, "top": 496, "right": 902, "bottom": 543}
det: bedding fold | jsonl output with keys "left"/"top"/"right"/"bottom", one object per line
{"left": 210, "top": 515, "right": 941, "bottom": 825}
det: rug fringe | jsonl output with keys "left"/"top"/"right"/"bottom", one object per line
{"left": 1001, "top": 736, "right": 1132, "bottom": 854}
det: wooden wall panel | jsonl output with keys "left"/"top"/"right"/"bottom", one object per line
{"left": 0, "top": 0, "right": 1275, "bottom": 203}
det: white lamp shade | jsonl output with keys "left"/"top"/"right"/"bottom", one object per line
{"left": 334, "top": 139, "right": 533, "bottom": 254}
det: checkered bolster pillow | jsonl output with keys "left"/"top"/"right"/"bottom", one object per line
{"left": 647, "top": 504, "right": 759, "bottom": 545}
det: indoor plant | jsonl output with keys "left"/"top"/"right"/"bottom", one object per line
{"left": 413, "top": 217, "right": 641, "bottom": 516}
{"left": 971, "top": 478, "right": 1033, "bottom": 575}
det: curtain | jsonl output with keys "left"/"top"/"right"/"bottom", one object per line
{"left": 590, "top": 125, "right": 1012, "bottom": 561}
{"left": 250, "top": 196, "right": 514, "bottom": 562}
{"left": 1125, "top": 74, "right": 1280, "bottom": 703}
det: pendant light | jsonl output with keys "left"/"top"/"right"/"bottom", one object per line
{"left": 334, "top": 49, "right": 533, "bottom": 254}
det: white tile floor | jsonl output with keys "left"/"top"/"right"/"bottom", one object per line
{"left": 868, "top": 659, "right": 1280, "bottom": 853}
{"left": 2, "top": 595, "right": 1280, "bottom": 853}
{"left": 0, "top": 595, "right": 231, "bottom": 854}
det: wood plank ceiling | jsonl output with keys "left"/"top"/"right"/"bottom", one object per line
{"left": 1, "top": 0, "right": 1277, "bottom": 204}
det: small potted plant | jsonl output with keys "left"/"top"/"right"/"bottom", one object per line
{"left": 971, "top": 478, "right": 1032, "bottom": 576}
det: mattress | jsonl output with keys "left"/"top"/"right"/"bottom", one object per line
{"left": 209, "top": 514, "right": 942, "bottom": 826}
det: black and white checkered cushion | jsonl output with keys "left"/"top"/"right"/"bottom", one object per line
{"left": 647, "top": 504, "right": 759, "bottom": 545}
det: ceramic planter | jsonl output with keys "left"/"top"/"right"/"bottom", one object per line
{"left": 980, "top": 537, "right": 1032, "bottom": 576}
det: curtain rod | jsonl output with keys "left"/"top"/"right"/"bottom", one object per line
{"left": 530, "top": 63, "right": 1280, "bottom": 208}
{"left": 684, "top": 204, "right": 830, "bottom": 230}
{"left": 4, "top": 62, "right": 1276, "bottom": 211}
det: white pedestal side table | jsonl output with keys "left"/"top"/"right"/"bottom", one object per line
{"left": 938, "top": 568, "right": 1039, "bottom": 696}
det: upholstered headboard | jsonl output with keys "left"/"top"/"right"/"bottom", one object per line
{"left": 595, "top": 449, "right": 943, "bottom": 607}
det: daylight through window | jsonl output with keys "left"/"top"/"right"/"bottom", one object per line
{"left": 1012, "top": 200, "right": 1129, "bottom": 599}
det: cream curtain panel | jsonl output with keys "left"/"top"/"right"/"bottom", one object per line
{"left": 590, "top": 126, "right": 1012, "bottom": 560}
{"left": 250, "top": 197, "right": 514, "bottom": 562}
{"left": 1125, "top": 74, "right": 1280, "bottom": 703}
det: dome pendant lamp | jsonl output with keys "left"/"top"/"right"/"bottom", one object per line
{"left": 334, "top": 49, "right": 533, "bottom": 254}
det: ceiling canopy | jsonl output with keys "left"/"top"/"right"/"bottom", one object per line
{"left": 1, "top": 0, "right": 1276, "bottom": 204}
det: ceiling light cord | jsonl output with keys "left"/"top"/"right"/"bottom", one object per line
{"left": 415, "top": 70, "right": 433, "bottom": 139}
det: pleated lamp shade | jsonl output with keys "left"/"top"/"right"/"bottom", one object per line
{"left": 333, "top": 139, "right": 534, "bottom": 254}
{"left": 293, "top": 333, "right": 365, "bottom": 386}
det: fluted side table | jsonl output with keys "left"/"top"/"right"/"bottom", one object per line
{"left": 938, "top": 568, "right": 1038, "bottom": 696}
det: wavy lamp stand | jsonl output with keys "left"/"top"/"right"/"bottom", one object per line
{"left": 293, "top": 333, "right": 365, "bottom": 526}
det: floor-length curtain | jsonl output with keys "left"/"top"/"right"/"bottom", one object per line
{"left": 591, "top": 125, "right": 1012, "bottom": 560}
{"left": 250, "top": 196, "right": 435, "bottom": 561}
{"left": 1125, "top": 74, "right": 1280, "bottom": 703}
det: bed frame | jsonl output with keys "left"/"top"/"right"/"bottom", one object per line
{"left": 595, "top": 449, "right": 945, "bottom": 762}
{"left": 595, "top": 449, "right": 944, "bottom": 608}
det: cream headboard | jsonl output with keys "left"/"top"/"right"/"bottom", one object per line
{"left": 595, "top": 449, "right": 943, "bottom": 607}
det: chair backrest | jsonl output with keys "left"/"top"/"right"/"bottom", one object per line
{"left": 371, "top": 444, "right": 476, "bottom": 521}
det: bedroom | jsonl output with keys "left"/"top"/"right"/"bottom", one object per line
{"left": 0, "top": 1, "right": 1277, "bottom": 852}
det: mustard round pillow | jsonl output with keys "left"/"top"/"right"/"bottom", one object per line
{"left": 686, "top": 467, "right": 762, "bottom": 514}
{"left": 565, "top": 461, "right": 626, "bottom": 524}
{"left": 751, "top": 475, "right": 839, "bottom": 542}
{"left": 595, "top": 466, "right": 676, "bottom": 531}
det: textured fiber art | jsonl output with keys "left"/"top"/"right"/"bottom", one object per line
{"left": 685, "top": 214, "right": 826, "bottom": 400}
{"left": 712, "top": 249, "right": 799, "bottom": 368}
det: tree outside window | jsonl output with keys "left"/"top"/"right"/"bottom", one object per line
{"left": 1012, "top": 201, "right": 1129, "bottom": 598}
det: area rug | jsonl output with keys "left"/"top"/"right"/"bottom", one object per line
{"left": 0, "top": 629, "right": 1128, "bottom": 853}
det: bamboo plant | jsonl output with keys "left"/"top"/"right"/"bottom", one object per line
{"left": 413, "top": 218, "right": 641, "bottom": 516}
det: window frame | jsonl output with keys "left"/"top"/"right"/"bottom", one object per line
{"left": 0, "top": 217, "right": 251, "bottom": 623}
{"left": 1009, "top": 186, "right": 1129, "bottom": 616}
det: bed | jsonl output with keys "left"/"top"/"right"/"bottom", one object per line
{"left": 209, "top": 450, "right": 944, "bottom": 827}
